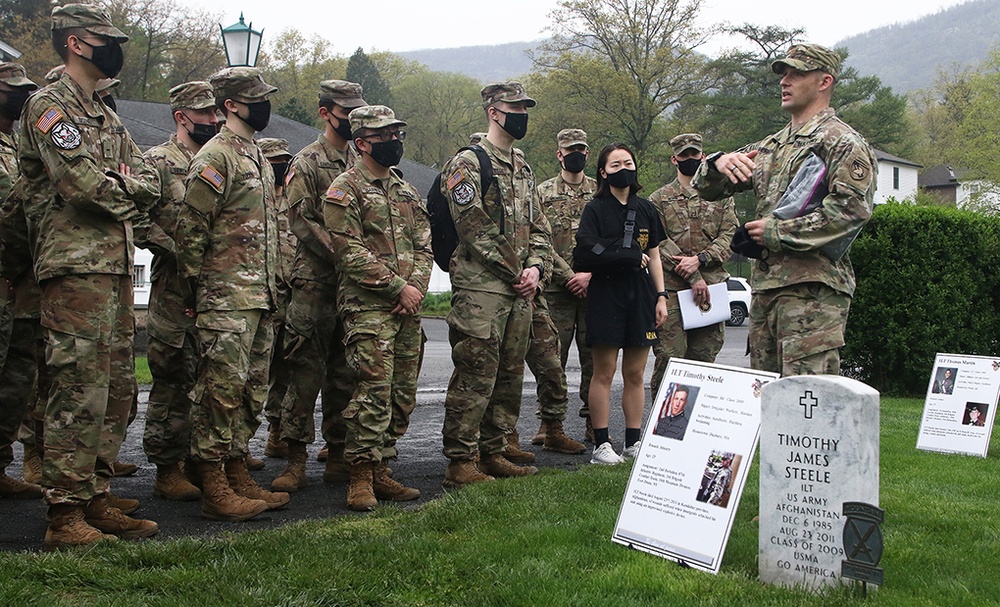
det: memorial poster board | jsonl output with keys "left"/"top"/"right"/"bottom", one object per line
{"left": 612, "top": 359, "right": 779, "bottom": 574}
{"left": 916, "top": 353, "right": 999, "bottom": 458}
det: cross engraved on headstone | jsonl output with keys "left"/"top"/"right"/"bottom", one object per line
{"left": 799, "top": 390, "right": 818, "bottom": 419}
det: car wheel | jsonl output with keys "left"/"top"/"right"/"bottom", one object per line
{"left": 729, "top": 303, "right": 746, "bottom": 327}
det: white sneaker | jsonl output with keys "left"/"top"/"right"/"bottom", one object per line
{"left": 622, "top": 442, "right": 640, "bottom": 459}
{"left": 591, "top": 442, "right": 624, "bottom": 465}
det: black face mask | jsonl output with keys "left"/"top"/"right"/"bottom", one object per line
{"left": 79, "top": 38, "right": 124, "bottom": 78}
{"left": 271, "top": 162, "right": 289, "bottom": 187}
{"left": 562, "top": 151, "right": 587, "bottom": 174}
{"left": 605, "top": 168, "right": 636, "bottom": 189}
{"left": 184, "top": 119, "right": 217, "bottom": 146}
{"left": 330, "top": 114, "right": 353, "bottom": 141}
{"left": 101, "top": 93, "right": 116, "bottom": 113}
{"left": 493, "top": 108, "right": 528, "bottom": 140}
{"left": 0, "top": 89, "right": 30, "bottom": 121}
{"left": 238, "top": 99, "right": 271, "bottom": 132}
{"left": 676, "top": 157, "right": 701, "bottom": 177}
{"left": 368, "top": 139, "right": 404, "bottom": 167}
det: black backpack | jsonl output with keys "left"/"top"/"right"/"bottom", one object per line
{"left": 427, "top": 145, "right": 494, "bottom": 272}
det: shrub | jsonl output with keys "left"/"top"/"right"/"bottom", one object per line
{"left": 421, "top": 291, "right": 452, "bottom": 317}
{"left": 843, "top": 202, "right": 1000, "bottom": 395}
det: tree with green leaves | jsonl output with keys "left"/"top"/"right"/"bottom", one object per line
{"left": 260, "top": 28, "right": 347, "bottom": 128}
{"left": 391, "top": 70, "right": 482, "bottom": 169}
{"left": 346, "top": 47, "right": 392, "bottom": 106}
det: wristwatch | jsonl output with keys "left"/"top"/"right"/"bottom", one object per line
{"left": 705, "top": 151, "right": 724, "bottom": 171}
{"left": 697, "top": 252, "right": 710, "bottom": 266}
{"left": 531, "top": 264, "right": 544, "bottom": 280}
{"left": 657, "top": 290, "right": 669, "bottom": 300}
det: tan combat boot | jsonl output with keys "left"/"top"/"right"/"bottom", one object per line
{"left": 322, "top": 444, "right": 350, "bottom": 483}
{"left": 264, "top": 423, "right": 287, "bottom": 458}
{"left": 245, "top": 455, "right": 266, "bottom": 471}
{"left": 225, "top": 457, "right": 290, "bottom": 509}
{"left": 347, "top": 461, "right": 377, "bottom": 511}
{"left": 502, "top": 431, "right": 536, "bottom": 464}
{"left": 198, "top": 461, "right": 269, "bottom": 522}
{"left": 84, "top": 494, "right": 158, "bottom": 539}
{"left": 584, "top": 415, "right": 594, "bottom": 444}
{"left": 372, "top": 462, "right": 420, "bottom": 502}
{"left": 542, "top": 420, "right": 587, "bottom": 454}
{"left": 111, "top": 460, "right": 138, "bottom": 477}
{"left": 442, "top": 458, "right": 495, "bottom": 489}
{"left": 153, "top": 463, "right": 201, "bottom": 501}
{"left": 480, "top": 453, "right": 538, "bottom": 478}
{"left": 531, "top": 421, "right": 546, "bottom": 446}
{"left": 44, "top": 503, "right": 117, "bottom": 551}
{"left": 106, "top": 492, "right": 139, "bottom": 515}
{"left": 270, "top": 440, "right": 307, "bottom": 492}
{"left": 0, "top": 469, "right": 43, "bottom": 499}
{"left": 316, "top": 443, "right": 330, "bottom": 462}
{"left": 22, "top": 446, "right": 42, "bottom": 484}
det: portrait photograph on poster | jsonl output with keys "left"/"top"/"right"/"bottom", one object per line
{"left": 917, "top": 353, "right": 999, "bottom": 458}
{"left": 612, "top": 359, "right": 779, "bottom": 574}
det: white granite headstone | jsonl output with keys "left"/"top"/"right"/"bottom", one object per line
{"left": 758, "top": 375, "right": 879, "bottom": 590}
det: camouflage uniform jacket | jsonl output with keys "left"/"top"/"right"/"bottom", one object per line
{"left": 693, "top": 107, "right": 875, "bottom": 296}
{"left": 274, "top": 187, "right": 296, "bottom": 310}
{"left": 324, "top": 162, "right": 432, "bottom": 315}
{"left": 440, "top": 138, "right": 550, "bottom": 295}
{"left": 0, "top": 130, "right": 39, "bottom": 319}
{"left": 285, "top": 134, "right": 356, "bottom": 285}
{"left": 536, "top": 173, "right": 596, "bottom": 294}
{"left": 649, "top": 179, "right": 737, "bottom": 292}
{"left": 16, "top": 74, "right": 160, "bottom": 281}
{"left": 0, "top": 130, "right": 15, "bottom": 204}
{"left": 143, "top": 134, "right": 195, "bottom": 275}
{"left": 175, "top": 124, "right": 279, "bottom": 312}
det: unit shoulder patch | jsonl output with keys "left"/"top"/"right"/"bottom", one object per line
{"left": 50, "top": 122, "right": 82, "bottom": 150}
{"left": 452, "top": 181, "right": 475, "bottom": 206}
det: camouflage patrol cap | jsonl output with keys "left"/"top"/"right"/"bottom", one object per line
{"left": 319, "top": 80, "right": 367, "bottom": 108}
{"left": 51, "top": 3, "right": 129, "bottom": 41}
{"left": 169, "top": 81, "right": 215, "bottom": 110}
{"left": 257, "top": 137, "right": 292, "bottom": 160}
{"left": 481, "top": 82, "right": 536, "bottom": 108}
{"left": 771, "top": 44, "right": 842, "bottom": 80}
{"left": 45, "top": 65, "right": 65, "bottom": 83}
{"left": 210, "top": 67, "right": 278, "bottom": 101}
{"left": 349, "top": 105, "right": 406, "bottom": 135}
{"left": 557, "top": 128, "right": 588, "bottom": 149}
{"left": 0, "top": 63, "right": 38, "bottom": 90}
{"left": 670, "top": 133, "right": 702, "bottom": 156}
{"left": 469, "top": 132, "right": 487, "bottom": 145}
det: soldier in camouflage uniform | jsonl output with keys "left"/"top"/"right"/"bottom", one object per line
{"left": 0, "top": 62, "right": 44, "bottom": 500}
{"left": 275, "top": 80, "right": 366, "bottom": 486}
{"left": 141, "top": 81, "right": 219, "bottom": 502}
{"left": 693, "top": 44, "right": 876, "bottom": 376}
{"left": 440, "top": 82, "right": 551, "bottom": 487}
{"left": 17, "top": 4, "right": 160, "bottom": 549}
{"left": 525, "top": 128, "right": 595, "bottom": 454}
{"left": 174, "top": 67, "right": 289, "bottom": 521}
{"left": 322, "top": 105, "right": 431, "bottom": 510}
{"left": 258, "top": 138, "right": 296, "bottom": 466}
{"left": 649, "top": 133, "right": 738, "bottom": 396}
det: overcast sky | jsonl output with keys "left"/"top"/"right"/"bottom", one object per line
{"left": 196, "top": 0, "right": 969, "bottom": 58}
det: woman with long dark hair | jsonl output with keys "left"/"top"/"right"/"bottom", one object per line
{"left": 573, "top": 143, "right": 668, "bottom": 464}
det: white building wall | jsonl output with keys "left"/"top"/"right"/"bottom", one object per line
{"left": 874, "top": 161, "right": 919, "bottom": 205}
{"left": 133, "top": 247, "right": 153, "bottom": 308}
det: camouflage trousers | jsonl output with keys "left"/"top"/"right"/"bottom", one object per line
{"left": 651, "top": 292, "right": 725, "bottom": 397}
{"left": 0, "top": 317, "right": 43, "bottom": 468}
{"left": 750, "top": 282, "right": 849, "bottom": 377}
{"left": 188, "top": 309, "right": 273, "bottom": 462}
{"left": 264, "top": 281, "right": 292, "bottom": 426}
{"left": 142, "top": 264, "right": 198, "bottom": 465}
{"left": 342, "top": 311, "right": 421, "bottom": 464}
{"left": 0, "top": 282, "right": 13, "bottom": 371}
{"left": 278, "top": 280, "right": 352, "bottom": 446}
{"left": 524, "top": 295, "right": 569, "bottom": 422}
{"left": 40, "top": 274, "right": 135, "bottom": 505}
{"left": 546, "top": 289, "right": 593, "bottom": 418}
{"left": 443, "top": 290, "right": 531, "bottom": 460}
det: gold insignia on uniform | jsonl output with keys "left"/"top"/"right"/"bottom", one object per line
{"left": 325, "top": 185, "right": 346, "bottom": 201}
{"left": 850, "top": 158, "right": 869, "bottom": 181}
{"left": 646, "top": 331, "right": 657, "bottom": 340}
{"left": 446, "top": 169, "right": 465, "bottom": 190}
{"left": 637, "top": 228, "right": 649, "bottom": 251}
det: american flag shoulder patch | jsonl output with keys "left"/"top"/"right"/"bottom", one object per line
{"left": 325, "top": 184, "right": 346, "bottom": 201}
{"left": 36, "top": 108, "right": 63, "bottom": 134}
{"left": 199, "top": 165, "right": 225, "bottom": 192}
{"left": 446, "top": 170, "right": 464, "bottom": 190}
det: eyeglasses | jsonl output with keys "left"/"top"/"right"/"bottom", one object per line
{"left": 363, "top": 130, "right": 405, "bottom": 143}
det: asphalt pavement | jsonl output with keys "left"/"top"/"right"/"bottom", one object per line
{"left": 0, "top": 319, "right": 750, "bottom": 552}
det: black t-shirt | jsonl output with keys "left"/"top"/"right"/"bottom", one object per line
{"left": 574, "top": 193, "right": 666, "bottom": 274}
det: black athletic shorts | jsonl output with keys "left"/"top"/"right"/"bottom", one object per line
{"left": 585, "top": 270, "right": 658, "bottom": 348}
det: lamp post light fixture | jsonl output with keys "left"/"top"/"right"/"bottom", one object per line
{"left": 220, "top": 13, "right": 263, "bottom": 67}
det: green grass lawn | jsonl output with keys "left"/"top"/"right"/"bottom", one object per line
{"left": 135, "top": 356, "right": 152, "bottom": 385}
{"left": 3, "top": 397, "right": 997, "bottom": 606}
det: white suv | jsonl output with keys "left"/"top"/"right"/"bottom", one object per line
{"left": 726, "top": 277, "right": 752, "bottom": 326}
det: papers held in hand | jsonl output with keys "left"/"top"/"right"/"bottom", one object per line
{"left": 676, "top": 282, "right": 730, "bottom": 329}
